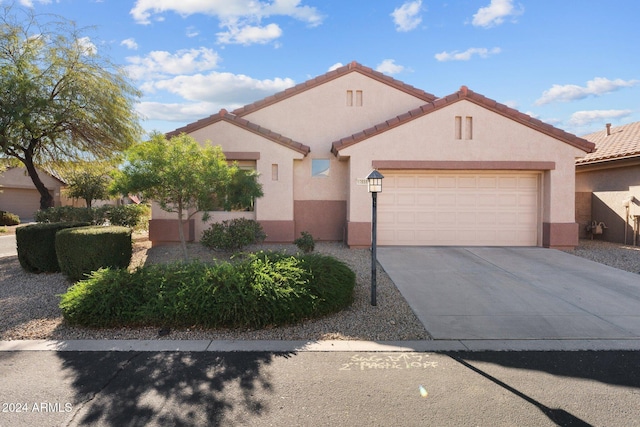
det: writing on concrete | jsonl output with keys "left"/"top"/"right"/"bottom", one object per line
{"left": 339, "top": 353, "right": 438, "bottom": 371}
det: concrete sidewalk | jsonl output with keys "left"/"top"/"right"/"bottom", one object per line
{"left": 377, "top": 247, "right": 640, "bottom": 341}
{"left": 2, "top": 338, "right": 640, "bottom": 352}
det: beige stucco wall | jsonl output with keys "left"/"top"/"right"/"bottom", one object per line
{"left": 575, "top": 162, "right": 640, "bottom": 243}
{"left": 175, "top": 121, "right": 305, "bottom": 222}
{"left": 242, "top": 72, "right": 428, "bottom": 203}
{"left": 338, "top": 100, "right": 587, "bottom": 225}
{"left": 0, "top": 166, "right": 63, "bottom": 191}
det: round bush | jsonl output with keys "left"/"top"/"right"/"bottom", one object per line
{"left": 16, "top": 222, "right": 90, "bottom": 273}
{"left": 56, "top": 226, "right": 132, "bottom": 281}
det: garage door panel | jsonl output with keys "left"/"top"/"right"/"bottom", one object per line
{"left": 379, "top": 172, "right": 539, "bottom": 246}
{"left": 396, "top": 176, "right": 416, "bottom": 188}
{"left": 417, "top": 193, "right": 436, "bottom": 205}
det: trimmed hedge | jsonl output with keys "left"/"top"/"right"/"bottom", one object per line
{"left": 59, "top": 251, "right": 356, "bottom": 329}
{"left": 16, "top": 222, "right": 90, "bottom": 273}
{"left": 0, "top": 211, "right": 20, "bottom": 226}
{"left": 56, "top": 226, "right": 132, "bottom": 281}
{"left": 35, "top": 205, "right": 150, "bottom": 229}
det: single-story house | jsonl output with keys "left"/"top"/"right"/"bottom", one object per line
{"left": 0, "top": 166, "right": 66, "bottom": 220}
{"left": 576, "top": 121, "right": 640, "bottom": 244}
{"left": 151, "top": 61, "right": 595, "bottom": 249}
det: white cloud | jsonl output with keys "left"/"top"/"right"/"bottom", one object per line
{"left": 536, "top": 77, "right": 639, "bottom": 105}
{"left": 121, "top": 38, "right": 138, "bottom": 50}
{"left": 435, "top": 47, "right": 501, "bottom": 62}
{"left": 376, "top": 59, "right": 404, "bottom": 75}
{"left": 328, "top": 62, "right": 343, "bottom": 72}
{"left": 137, "top": 101, "right": 224, "bottom": 123}
{"left": 76, "top": 36, "right": 97, "bottom": 55}
{"left": 149, "top": 72, "right": 295, "bottom": 104}
{"left": 391, "top": 0, "right": 423, "bottom": 32}
{"left": 569, "top": 110, "right": 633, "bottom": 126}
{"left": 186, "top": 26, "right": 199, "bottom": 38}
{"left": 125, "top": 47, "right": 221, "bottom": 80}
{"left": 18, "top": 0, "right": 52, "bottom": 7}
{"left": 472, "top": 0, "right": 523, "bottom": 28}
{"left": 130, "top": 0, "right": 323, "bottom": 46}
{"left": 217, "top": 23, "right": 283, "bottom": 45}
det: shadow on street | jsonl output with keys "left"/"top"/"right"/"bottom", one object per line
{"left": 56, "top": 351, "right": 295, "bottom": 426}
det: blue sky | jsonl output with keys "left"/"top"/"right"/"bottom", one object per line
{"left": 10, "top": 0, "right": 640, "bottom": 137}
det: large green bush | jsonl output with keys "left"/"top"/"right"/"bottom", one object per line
{"left": 200, "top": 218, "right": 266, "bottom": 251}
{"left": 59, "top": 251, "right": 355, "bottom": 328}
{"left": 56, "top": 226, "right": 133, "bottom": 281}
{"left": 16, "top": 222, "right": 90, "bottom": 273}
{"left": 35, "top": 204, "right": 149, "bottom": 229}
{"left": 0, "top": 211, "right": 20, "bottom": 226}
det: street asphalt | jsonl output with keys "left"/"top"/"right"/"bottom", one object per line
{"left": 1, "top": 349, "right": 638, "bottom": 426}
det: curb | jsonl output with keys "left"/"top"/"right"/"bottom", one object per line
{"left": 2, "top": 339, "right": 640, "bottom": 352}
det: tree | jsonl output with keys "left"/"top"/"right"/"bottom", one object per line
{"left": 64, "top": 166, "right": 112, "bottom": 209}
{"left": 111, "top": 133, "right": 263, "bottom": 260}
{"left": 0, "top": 5, "right": 142, "bottom": 210}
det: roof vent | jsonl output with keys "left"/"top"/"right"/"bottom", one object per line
{"left": 606, "top": 123, "right": 611, "bottom": 136}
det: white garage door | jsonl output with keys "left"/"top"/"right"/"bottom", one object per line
{"left": 378, "top": 171, "right": 540, "bottom": 246}
{"left": 0, "top": 188, "right": 41, "bottom": 220}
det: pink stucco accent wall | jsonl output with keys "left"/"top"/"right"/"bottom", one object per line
{"left": 543, "top": 222, "right": 578, "bottom": 249}
{"left": 149, "top": 219, "right": 195, "bottom": 246}
{"left": 294, "top": 200, "right": 346, "bottom": 241}
{"left": 260, "top": 220, "right": 296, "bottom": 243}
{"left": 346, "top": 221, "right": 372, "bottom": 248}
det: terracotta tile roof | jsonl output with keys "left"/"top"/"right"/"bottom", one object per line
{"left": 231, "top": 61, "right": 437, "bottom": 116}
{"left": 576, "top": 121, "right": 640, "bottom": 165}
{"left": 165, "top": 109, "right": 310, "bottom": 156}
{"left": 332, "top": 86, "right": 596, "bottom": 155}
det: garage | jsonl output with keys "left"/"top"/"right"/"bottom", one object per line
{"left": 377, "top": 171, "right": 540, "bottom": 246}
{"left": 0, "top": 188, "right": 44, "bottom": 220}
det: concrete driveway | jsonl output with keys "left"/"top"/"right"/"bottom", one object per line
{"left": 377, "top": 247, "right": 640, "bottom": 341}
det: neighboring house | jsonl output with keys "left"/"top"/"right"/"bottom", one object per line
{"left": 151, "top": 61, "right": 595, "bottom": 249}
{"left": 0, "top": 166, "right": 66, "bottom": 220}
{"left": 576, "top": 121, "right": 640, "bottom": 244}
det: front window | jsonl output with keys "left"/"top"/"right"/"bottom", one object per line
{"left": 312, "top": 159, "right": 330, "bottom": 177}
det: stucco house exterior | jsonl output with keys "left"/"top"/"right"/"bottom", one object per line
{"left": 0, "top": 166, "right": 66, "bottom": 220}
{"left": 151, "top": 61, "right": 595, "bottom": 249}
{"left": 576, "top": 121, "right": 640, "bottom": 244}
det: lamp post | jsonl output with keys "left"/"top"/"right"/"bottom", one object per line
{"left": 366, "top": 169, "right": 384, "bottom": 306}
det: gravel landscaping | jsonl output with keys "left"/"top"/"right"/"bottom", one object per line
{"left": 2, "top": 230, "right": 639, "bottom": 342}
{"left": 0, "top": 232, "right": 429, "bottom": 341}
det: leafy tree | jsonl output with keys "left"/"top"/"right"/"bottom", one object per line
{"left": 64, "top": 169, "right": 111, "bottom": 209}
{"left": 111, "top": 133, "right": 263, "bottom": 260}
{"left": 0, "top": 5, "right": 142, "bottom": 210}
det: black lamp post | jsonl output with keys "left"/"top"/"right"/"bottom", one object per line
{"left": 366, "top": 169, "right": 384, "bottom": 306}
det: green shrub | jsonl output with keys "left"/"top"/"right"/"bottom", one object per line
{"left": 56, "top": 226, "right": 132, "bottom": 281}
{"left": 59, "top": 251, "right": 355, "bottom": 329}
{"left": 35, "top": 205, "right": 149, "bottom": 229}
{"left": 35, "top": 206, "right": 96, "bottom": 224}
{"left": 100, "top": 204, "right": 150, "bottom": 229}
{"left": 16, "top": 222, "right": 90, "bottom": 273}
{"left": 294, "top": 231, "right": 315, "bottom": 253}
{"left": 0, "top": 211, "right": 20, "bottom": 226}
{"left": 299, "top": 253, "right": 356, "bottom": 315}
{"left": 201, "top": 218, "right": 266, "bottom": 252}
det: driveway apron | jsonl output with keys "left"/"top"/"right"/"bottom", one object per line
{"left": 377, "top": 247, "right": 640, "bottom": 340}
